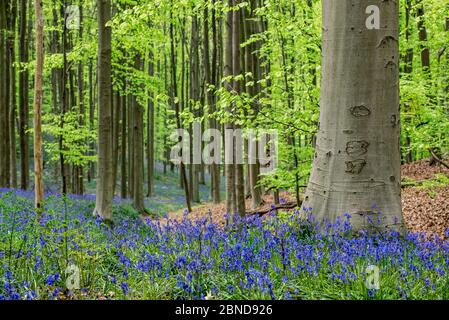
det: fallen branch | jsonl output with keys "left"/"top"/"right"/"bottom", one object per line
{"left": 247, "top": 201, "right": 299, "bottom": 216}
{"left": 428, "top": 148, "right": 449, "bottom": 170}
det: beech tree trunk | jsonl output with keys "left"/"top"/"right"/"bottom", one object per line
{"left": 224, "top": 0, "right": 236, "bottom": 215}
{"left": 19, "top": 0, "right": 30, "bottom": 190}
{"left": 302, "top": 0, "right": 403, "bottom": 231}
{"left": 33, "top": 0, "right": 45, "bottom": 214}
{"left": 94, "top": 0, "right": 114, "bottom": 223}
{"left": 8, "top": 1, "right": 17, "bottom": 188}
{"left": 205, "top": 3, "right": 221, "bottom": 204}
{"left": 147, "top": 52, "right": 154, "bottom": 197}
{"left": 190, "top": 15, "right": 200, "bottom": 203}
{"left": 120, "top": 82, "right": 127, "bottom": 198}
{"left": 170, "top": 3, "right": 192, "bottom": 212}
{"left": 0, "top": 1, "right": 9, "bottom": 187}
{"left": 132, "top": 54, "right": 145, "bottom": 214}
{"left": 233, "top": 0, "right": 246, "bottom": 216}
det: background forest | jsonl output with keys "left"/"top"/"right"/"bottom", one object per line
{"left": 0, "top": 0, "right": 449, "bottom": 300}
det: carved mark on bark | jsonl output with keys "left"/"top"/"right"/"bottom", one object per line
{"left": 376, "top": 35, "right": 398, "bottom": 49}
{"left": 384, "top": 60, "right": 397, "bottom": 70}
{"left": 350, "top": 105, "right": 371, "bottom": 117}
{"left": 390, "top": 114, "right": 398, "bottom": 127}
{"left": 343, "top": 129, "right": 354, "bottom": 134}
{"left": 345, "top": 159, "right": 367, "bottom": 174}
{"left": 354, "top": 210, "right": 376, "bottom": 217}
{"left": 346, "top": 141, "right": 369, "bottom": 156}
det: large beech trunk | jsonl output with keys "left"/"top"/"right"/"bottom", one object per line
{"left": 302, "top": 0, "right": 403, "bottom": 231}
{"left": 94, "top": 0, "right": 114, "bottom": 223}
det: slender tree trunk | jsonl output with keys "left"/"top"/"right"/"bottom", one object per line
{"left": 120, "top": 81, "right": 127, "bottom": 198}
{"left": 190, "top": 15, "right": 200, "bottom": 203}
{"left": 404, "top": 0, "right": 413, "bottom": 163}
{"left": 416, "top": 4, "right": 430, "bottom": 72}
{"left": 19, "top": 0, "right": 30, "bottom": 190}
{"left": 205, "top": 3, "right": 221, "bottom": 204}
{"left": 302, "top": 0, "right": 403, "bottom": 231}
{"left": 59, "top": 2, "right": 69, "bottom": 195}
{"left": 225, "top": 0, "right": 236, "bottom": 215}
{"left": 147, "top": 52, "right": 155, "bottom": 197}
{"left": 132, "top": 54, "right": 145, "bottom": 213}
{"left": 111, "top": 91, "right": 120, "bottom": 196}
{"left": 8, "top": 0, "right": 18, "bottom": 188}
{"left": 233, "top": 0, "right": 246, "bottom": 216}
{"left": 0, "top": 1, "right": 10, "bottom": 187}
{"left": 244, "top": 0, "right": 262, "bottom": 209}
{"left": 170, "top": 3, "right": 192, "bottom": 212}
{"left": 33, "top": 0, "right": 45, "bottom": 214}
{"left": 88, "top": 60, "right": 95, "bottom": 182}
{"left": 76, "top": 2, "right": 85, "bottom": 194}
{"left": 94, "top": 0, "right": 114, "bottom": 224}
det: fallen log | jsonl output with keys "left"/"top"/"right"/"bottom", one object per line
{"left": 247, "top": 201, "right": 300, "bottom": 216}
{"left": 428, "top": 148, "right": 449, "bottom": 170}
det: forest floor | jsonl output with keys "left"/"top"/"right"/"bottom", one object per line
{"left": 161, "top": 157, "right": 449, "bottom": 238}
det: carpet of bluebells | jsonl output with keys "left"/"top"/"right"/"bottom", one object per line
{"left": 1, "top": 189, "right": 449, "bottom": 300}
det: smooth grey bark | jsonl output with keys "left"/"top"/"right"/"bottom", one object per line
{"left": 33, "top": 0, "right": 44, "bottom": 214}
{"left": 147, "top": 52, "right": 154, "bottom": 197}
{"left": 170, "top": 3, "right": 192, "bottom": 212}
{"left": 120, "top": 81, "right": 127, "bottom": 198}
{"left": 94, "top": 0, "right": 114, "bottom": 223}
{"left": 302, "top": 0, "right": 403, "bottom": 231}
{"left": 205, "top": 3, "right": 221, "bottom": 204}
{"left": 224, "top": 0, "right": 236, "bottom": 215}
{"left": 233, "top": 0, "right": 245, "bottom": 216}
{"left": 88, "top": 60, "right": 95, "bottom": 183}
{"left": 131, "top": 55, "right": 145, "bottom": 214}
{"left": 190, "top": 15, "right": 200, "bottom": 203}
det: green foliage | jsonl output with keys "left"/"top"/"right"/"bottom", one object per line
{"left": 42, "top": 112, "right": 97, "bottom": 166}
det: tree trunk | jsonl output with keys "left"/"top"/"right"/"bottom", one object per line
{"left": 147, "top": 52, "right": 154, "bottom": 197}
{"left": 224, "top": 0, "right": 236, "bottom": 215}
{"left": 189, "top": 14, "right": 200, "bottom": 203}
{"left": 233, "top": 0, "right": 245, "bottom": 216}
{"left": 205, "top": 3, "right": 221, "bottom": 204}
{"left": 18, "top": 0, "right": 30, "bottom": 190}
{"left": 59, "top": 2, "right": 69, "bottom": 195}
{"left": 112, "top": 91, "right": 120, "bottom": 196}
{"left": 0, "top": 0, "right": 10, "bottom": 187}
{"left": 33, "top": 0, "right": 45, "bottom": 214}
{"left": 404, "top": 0, "right": 413, "bottom": 164}
{"left": 76, "top": 2, "right": 85, "bottom": 195}
{"left": 170, "top": 3, "right": 192, "bottom": 212}
{"left": 132, "top": 54, "right": 145, "bottom": 213}
{"left": 416, "top": 4, "right": 430, "bottom": 72}
{"left": 302, "top": 0, "right": 403, "bottom": 231}
{"left": 8, "top": 0, "right": 18, "bottom": 188}
{"left": 120, "top": 83, "right": 127, "bottom": 198}
{"left": 127, "top": 92, "right": 134, "bottom": 198}
{"left": 94, "top": 0, "right": 114, "bottom": 224}
{"left": 88, "top": 60, "right": 95, "bottom": 182}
